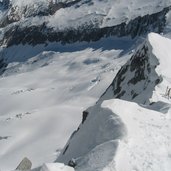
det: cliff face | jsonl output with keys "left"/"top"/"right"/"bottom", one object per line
{"left": 99, "top": 41, "right": 161, "bottom": 104}
{"left": 0, "top": 57, "right": 7, "bottom": 74}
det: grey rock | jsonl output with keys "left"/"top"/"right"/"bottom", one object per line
{"left": 16, "top": 157, "right": 32, "bottom": 171}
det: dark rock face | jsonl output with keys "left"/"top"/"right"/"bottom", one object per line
{"left": 0, "top": 58, "right": 7, "bottom": 75}
{"left": 68, "top": 158, "right": 77, "bottom": 168}
{"left": 0, "top": 6, "right": 170, "bottom": 47}
{"left": 100, "top": 43, "right": 162, "bottom": 104}
{"left": 0, "top": 0, "right": 10, "bottom": 9}
{"left": 82, "top": 111, "right": 89, "bottom": 124}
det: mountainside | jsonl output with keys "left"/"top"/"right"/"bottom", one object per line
{"left": 0, "top": 40, "right": 130, "bottom": 170}
{"left": 99, "top": 33, "right": 161, "bottom": 104}
{"left": 56, "top": 33, "right": 171, "bottom": 171}
{"left": 0, "top": 1, "right": 171, "bottom": 171}
{"left": 0, "top": 0, "right": 170, "bottom": 47}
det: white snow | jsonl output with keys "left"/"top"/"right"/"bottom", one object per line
{"left": 102, "top": 99, "right": 171, "bottom": 171}
{"left": 41, "top": 163, "right": 74, "bottom": 171}
{"left": 0, "top": 41, "right": 129, "bottom": 170}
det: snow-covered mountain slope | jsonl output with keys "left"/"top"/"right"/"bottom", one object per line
{"left": 56, "top": 33, "right": 171, "bottom": 171}
{"left": 1, "top": 0, "right": 170, "bottom": 28}
{"left": 0, "top": 40, "right": 131, "bottom": 170}
{"left": 0, "top": 1, "right": 171, "bottom": 171}
{"left": 0, "top": 0, "right": 171, "bottom": 47}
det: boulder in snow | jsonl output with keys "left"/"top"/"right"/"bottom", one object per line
{"left": 16, "top": 157, "right": 32, "bottom": 171}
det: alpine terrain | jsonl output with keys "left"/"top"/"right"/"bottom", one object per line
{"left": 0, "top": 0, "right": 171, "bottom": 171}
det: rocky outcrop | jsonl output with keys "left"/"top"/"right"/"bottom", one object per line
{"left": 0, "top": 2, "right": 49, "bottom": 28}
{"left": 16, "top": 157, "right": 32, "bottom": 171}
{"left": 99, "top": 35, "right": 162, "bottom": 104}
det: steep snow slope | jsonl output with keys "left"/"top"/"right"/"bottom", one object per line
{"left": 0, "top": 0, "right": 170, "bottom": 47}
{"left": 0, "top": 42, "right": 130, "bottom": 170}
{"left": 57, "top": 33, "right": 171, "bottom": 171}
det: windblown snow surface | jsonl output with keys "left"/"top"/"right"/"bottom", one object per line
{"left": 0, "top": 38, "right": 131, "bottom": 170}
{"left": 56, "top": 33, "right": 171, "bottom": 171}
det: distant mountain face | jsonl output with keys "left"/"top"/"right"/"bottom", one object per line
{"left": 0, "top": 0, "right": 50, "bottom": 27}
{"left": 0, "top": 0, "right": 170, "bottom": 47}
{"left": 0, "top": 0, "right": 82, "bottom": 27}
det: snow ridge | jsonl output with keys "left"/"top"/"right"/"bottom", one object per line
{"left": 57, "top": 33, "right": 171, "bottom": 171}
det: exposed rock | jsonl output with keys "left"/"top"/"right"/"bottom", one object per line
{"left": 16, "top": 157, "right": 32, "bottom": 171}
{"left": 82, "top": 111, "right": 89, "bottom": 124}
{"left": 99, "top": 37, "right": 162, "bottom": 104}
{"left": 0, "top": 58, "right": 7, "bottom": 75}
{"left": 68, "top": 158, "right": 77, "bottom": 168}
